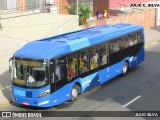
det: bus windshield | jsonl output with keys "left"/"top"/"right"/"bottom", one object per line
{"left": 12, "top": 59, "right": 48, "bottom": 88}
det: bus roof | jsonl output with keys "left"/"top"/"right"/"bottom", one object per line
{"left": 14, "top": 23, "right": 143, "bottom": 59}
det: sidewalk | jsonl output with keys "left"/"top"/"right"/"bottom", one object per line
{"left": 0, "top": 26, "right": 160, "bottom": 108}
{"left": 145, "top": 28, "right": 160, "bottom": 43}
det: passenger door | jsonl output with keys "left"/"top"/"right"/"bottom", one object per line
{"left": 109, "top": 39, "right": 121, "bottom": 65}
{"left": 99, "top": 42, "right": 110, "bottom": 84}
{"left": 50, "top": 57, "right": 67, "bottom": 93}
{"left": 54, "top": 57, "right": 67, "bottom": 90}
{"left": 50, "top": 59, "right": 55, "bottom": 93}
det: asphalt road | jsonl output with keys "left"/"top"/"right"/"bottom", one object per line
{"left": 0, "top": 41, "right": 160, "bottom": 120}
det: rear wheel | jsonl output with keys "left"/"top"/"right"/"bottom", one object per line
{"left": 69, "top": 84, "right": 80, "bottom": 102}
{"left": 122, "top": 61, "right": 129, "bottom": 76}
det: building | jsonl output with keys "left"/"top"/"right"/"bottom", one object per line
{"left": 0, "top": 0, "right": 46, "bottom": 12}
{"left": 58, "top": 0, "right": 109, "bottom": 20}
{"left": 0, "top": 0, "right": 18, "bottom": 10}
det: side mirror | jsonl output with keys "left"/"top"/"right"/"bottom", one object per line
{"left": 9, "top": 57, "right": 13, "bottom": 73}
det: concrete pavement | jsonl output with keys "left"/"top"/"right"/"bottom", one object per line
{"left": 0, "top": 37, "right": 27, "bottom": 107}
{"left": 0, "top": 26, "right": 160, "bottom": 108}
{"left": 145, "top": 28, "right": 160, "bottom": 43}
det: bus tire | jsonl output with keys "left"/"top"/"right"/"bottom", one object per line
{"left": 69, "top": 84, "right": 80, "bottom": 102}
{"left": 122, "top": 61, "right": 129, "bottom": 76}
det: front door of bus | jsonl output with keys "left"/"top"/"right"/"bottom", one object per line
{"left": 50, "top": 58, "right": 67, "bottom": 93}
{"left": 50, "top": 59, "right": 55, "bottom": 93}
{"left": 99, "top": 43, "right": 110, "bottom": 84}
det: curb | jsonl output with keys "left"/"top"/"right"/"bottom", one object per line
{"left": 145, "top": 39, "right": 160, "bottom": 48}
{"left": 0, "top": 86, "right": 13, "bottom": 108}
{"left": 0, "top": 100, "right": 13, "bottom": 108}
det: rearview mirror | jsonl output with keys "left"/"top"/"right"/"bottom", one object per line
{"left": 9, "top": 57, "right": 13, "bottom": 73}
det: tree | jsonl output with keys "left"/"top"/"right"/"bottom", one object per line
{"left": 65, "top": 3, "right": 77, "bottom": 15}
{"left": 65, "top": 1, "right": 92, "bottom": 25}
{"left": 78, "top": 2, "right": 92, "bottom": 25}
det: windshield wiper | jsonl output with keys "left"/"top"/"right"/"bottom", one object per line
{"left": 17, "top": 69, "right": 22, "bottom": 77}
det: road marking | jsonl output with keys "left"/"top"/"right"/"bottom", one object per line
{"left": 145, "top": 39, "right": 160, "bottom": 48}
{"left": 122, "top": 95, "right": 141, "bottom": 108}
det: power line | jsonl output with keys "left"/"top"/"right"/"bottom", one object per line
{"left": 2, "top": 18, "right": 78, "bottom": 29}
{"left": 43, "top": 16, "right": 77, "bottom": 37}
{"left": 0, "top": 4, "right": 80, "bottom": 33}
{"left": 0, "top": 15, "right": 79, "bottom": 41}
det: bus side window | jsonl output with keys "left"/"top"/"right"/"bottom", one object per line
{"left": 89, "top": 46, "right": 99, "bottom": 70}
{"left": 110, "top": 39, "right": 119, "bottom": 53}
{"left": 79, "top": 50, "right": 89, "bottom": 74}
{"left": 119, "top": 36, "right": 130, "bottom": 49}
{"left": 55, "top": 58, "right": 66, "bottom": 82}
{"left": 124, "top": 36, "right": 130, "bottom": 48}
{"left": 99, "top": 44, "right": 107, "bottom": 66}
{"left": 67, "top": 53, "right": 78, "bottom": 80}
{"left": 137, "top": 31, "right": 143, "bottom": 43}
{"left": 130, "top": 33, "right": 137, "bottom": 46}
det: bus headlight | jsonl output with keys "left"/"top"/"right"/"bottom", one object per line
{"left": 39, "top": 90, "right": 50, "bottom": 98}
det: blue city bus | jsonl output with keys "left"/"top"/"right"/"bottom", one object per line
{"left": 9, "top": 23, "right": 144, "bottom": 107}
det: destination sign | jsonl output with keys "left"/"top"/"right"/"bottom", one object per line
{"left": 18, "top": 60, "right": 42, "bottom": 67}
{"left": 14, "top": 79, "right": 26, "bottom": 85}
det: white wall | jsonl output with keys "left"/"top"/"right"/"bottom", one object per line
{"left": 0, "top": 0, "right": 7, "bottom": 9}
{"left": 0, "top": 12, "right": 81, "bottom": 41}
{"left": 7, "top": 0, "right": 17, "bottom": 9}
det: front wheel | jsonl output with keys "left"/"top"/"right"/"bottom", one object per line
{"left": 69, "top": 84, "right": 80, "bottom": 102}
{"left": 122, "top": 61, "right": 129, "bottom": 76}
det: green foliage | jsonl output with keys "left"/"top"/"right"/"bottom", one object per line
{"left": 65, "top": 3, "right": 77, "bottom": 15}
{"left": 78, "top": 2, "right": 92, "bottom": 25}
{"left": 65, "top": 1, "right": 92, "bottom": 25}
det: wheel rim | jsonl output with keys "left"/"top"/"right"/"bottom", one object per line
{"left": 72, "top": 88, "right": 78, "bottom": 98}
{"left": 123, "top": 62, "right": 128, "bottom": 74}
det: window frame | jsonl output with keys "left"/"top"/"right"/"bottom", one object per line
{"left": 51, "top": 29, "right": 144, "bottom": 80}
{"left": 78, "top": 49, "right": 89, "bottom": 75}
{"left": 89, "top": 45, "right": 99, "bottom": 71}
{"left": 66, "top": 53, "right": 78, "bottom": 81}
{"left": 99, "top": 43, "right": 108, "bottom": 66}
{"left": 109, "top": 38, "right": 120, "bottom": 54}
{"left": 137, "top": 30, "right": 143, "bottom": 43}
{"left": 54, "top": 56, "right": 67, "bottom": 83}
